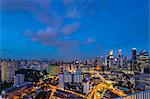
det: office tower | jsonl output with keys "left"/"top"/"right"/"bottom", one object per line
{"left": 123, "top": 56, "right": 128, "bottom": 69}
{"left": 1, "top": 61, "right": 15, "bottom": 82}
{"left": 118, "top": 49, "right": 123, "bottom": 68}
{"left": 109, "top": 50, "right": 114, "bottom": 67}
{"left": 138, "top": 50, "right": 149, "bottom": 63}
{"left": 132, "top": 48, "right": 137, "bottom": 61}
{"left": 109, "top": 50, "right": 114, "bottom": 59}
{"left": 137, "top": 50, "right": 149, "bottom": 73}
{"left": 105, "top": 55, "right": 110, "bottom": 70}
{"left": 132, "top": 48, "right": 137, "bottom": 70}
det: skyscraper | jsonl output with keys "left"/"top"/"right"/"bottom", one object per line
{"left": 109, "top": 50, "right": 114, "bottom": 59}
{"left": 118, "top": 49, "right": 123, "bottom": 68}
{"left": 132, "top": 48, "right": 137, "bottom": 61}
{"left": 109, "top": 50, "right": 114, "bottom": 67}
{"left": 138, "top": 50, "right": 149, "bottom": 63}
{"left": 132, "top": 48, "right": 137, "bottom": 70}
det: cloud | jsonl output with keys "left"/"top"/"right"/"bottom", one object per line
{"left": 24, "top": 27, "right": 58, "bottom": 44}
{"left": 63, "top": 22, "right": 80, "bottom": 35}
{"left": 23, "top": 26, "right": 80, "bottom": 48}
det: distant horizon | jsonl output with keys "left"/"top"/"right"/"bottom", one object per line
{"left": 0, "top": 48, "right": 149, "bottom": 61}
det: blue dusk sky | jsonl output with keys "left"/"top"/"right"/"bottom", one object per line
{"left": 0, "top": 0, "right": 149, "bottom": 59}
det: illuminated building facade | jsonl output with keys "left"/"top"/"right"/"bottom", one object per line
{"left": 1, "top": 61, "right": 7, "bottom": 82}
{"left": 1, "top": 61, "right": 15, "bottom": 82}
{"left": 118, "top": 49, "right": 123, "bottom": 68}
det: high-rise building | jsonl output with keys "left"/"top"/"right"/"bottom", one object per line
{"left": 105, "top": 50, "right": 114, "bottom": 70}
{"left": 74, "top": 69, "right": 82, "bottom": 83}
{"left": 109, "top": 50, "right": 114, "bottom": 59}
{"left": 1, "top": 61, "right": 15, "bottom": 82}
{"left": 123, "top": 56, "right": 128, "bottom": 70}
{"left": 83, "top": 80, "right": 90, "bottom": 94}
{"left": 105, "top": 55, "right": 110, "bottom": 70}
{"left": 13, "top": 74, "right": 25, "bottom": 86}
{"left": 138, "top": 50, "right": 149, "bottom": 63}
{"left": 109, "top": 50, "right": 114, "bottom": 67}
{"left": 68, "top": 72, "right": 72, "bottom": 82}
{"left": 118, "top": 49, "right": 123, "bottom": 68}
{"left": 132, "top": 48, "right": 137, "bottom": 70}
{"left": 64, "top": 72, "right": 69, "bottom": 82}
{"left": 1, "top": 61, "right": 6, "bottom": 82}
{"left": 132, "top": 48, "right": 137, "bottom": 61}
{"left": 59, "top": 73, "right": 64, "bottom": 88}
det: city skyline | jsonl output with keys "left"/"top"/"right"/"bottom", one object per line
{"left": 0, "top": 0, "right": 149, "bottom": 59}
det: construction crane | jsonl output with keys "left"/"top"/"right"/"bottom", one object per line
{"left": 87, "top": 71, "right": 126, "bottom": 99}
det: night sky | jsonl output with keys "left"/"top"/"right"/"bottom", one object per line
{"left": 0, "top": 0, "right": 149, "bottom": 59}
